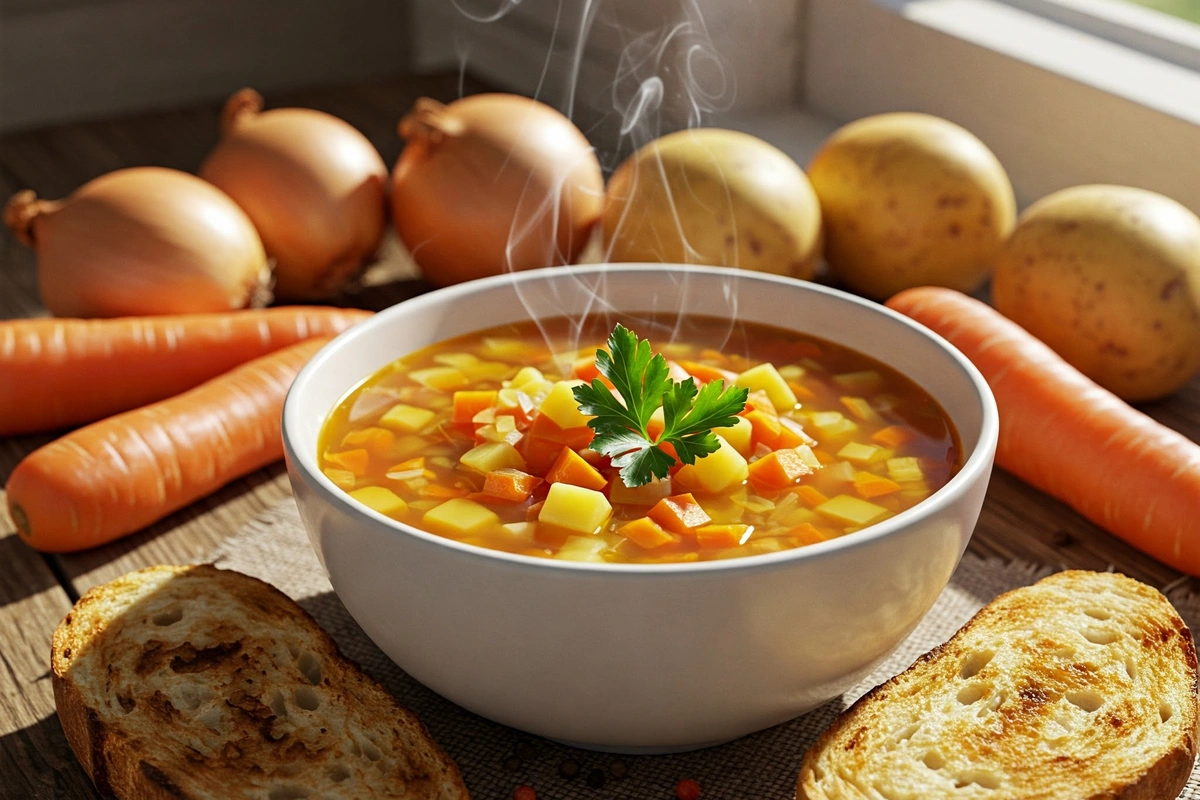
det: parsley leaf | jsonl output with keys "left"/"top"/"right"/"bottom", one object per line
{"left": 572, "top": 323, "right": 749, "bottom": 487}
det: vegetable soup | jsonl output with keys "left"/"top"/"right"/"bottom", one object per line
{"left": 319, "top": 316, "right": 961, "bottom": 564}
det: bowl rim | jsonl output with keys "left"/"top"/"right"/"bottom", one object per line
{"left": 283, "top": 263, "right": 999, "bottom": 576}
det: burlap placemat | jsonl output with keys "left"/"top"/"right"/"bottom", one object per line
{"left": 212, "top": 501, "right": 1200, "bottom": 799}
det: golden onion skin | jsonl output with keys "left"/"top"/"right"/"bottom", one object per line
{"left": 390, "top": 94, "right": 604, "bottom": 287}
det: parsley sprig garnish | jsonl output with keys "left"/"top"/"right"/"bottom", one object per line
{"left": 572, "top": 324, "right": 748, "bottom": 487}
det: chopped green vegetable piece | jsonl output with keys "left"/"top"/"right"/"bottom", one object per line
{"left": 573, "top": 324, "right": 748, "bottom": 487}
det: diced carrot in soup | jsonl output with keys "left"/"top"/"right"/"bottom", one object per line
{"left": 618, "top": 517, "right": 676, "bottom": 549}
{"left": 648, "top": 493, "right": 712, "bottom": 534}
{"left": 340, "top": 427, "right": 394, "bottom": 458}
{"left": 747, "top": 449, "right": 813, "bottom": 491}
{"left": 481, "top": 468, "right": 542, "bottom": 502}
{"left": 545, "top": 447, "right": 608, "bottom": 491}
{"left": 318, "top": 315, "right": 961, "bottom": 564}
{"left": 453, "top": 390, "right": 498, "bottom": 424}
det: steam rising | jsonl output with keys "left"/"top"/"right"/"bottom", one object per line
{"left": 445, "top": 0, "right": 747, "bottom": 364}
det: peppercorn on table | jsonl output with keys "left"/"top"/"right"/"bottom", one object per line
{"left": 1, "top": 75, "right": 1198, "bottom": 800}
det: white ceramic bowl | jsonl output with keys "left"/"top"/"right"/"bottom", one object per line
{"left": 283, "top": 264, "right": 998, "bottom": 752}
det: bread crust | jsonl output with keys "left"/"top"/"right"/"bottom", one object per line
{"left": 797, "top": 570, "right": 1199, "bottom": 800}
{"left": 52, "top": 564, "right": 470, "bottom": 800}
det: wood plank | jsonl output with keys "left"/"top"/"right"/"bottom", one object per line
{"left": 0, "top": 527, "right": 101, "bottom": 798}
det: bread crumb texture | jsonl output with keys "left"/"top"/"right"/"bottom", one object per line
{"left": 797, "top": 570, "right": 1200, "bottom": 800}
{"left": 52, "top": 564, "right": 469, "bottom": 800}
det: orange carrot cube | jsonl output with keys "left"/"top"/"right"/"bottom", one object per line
{"left": 872, "top": 425, "right": 915, "bottom": 448}
{"left": 324, "top": 448, "right": 371, "bottom": 476}
{"left": 571, "top": 355, "right": 614, "bottom": 388}
{"left": 787, "top": 380, "right": 816, "bottom": 402}
{"left": 482, "top": 468, "right": 543, "bottom": 502}
{"left": 789, "top": 522, "right": 828, "bottom": 546}
{"left": 545, "top": 447, "right": 608, "bottom": 491}
{"left": 695, "top": 524, "right": 749, "bottom": 549}
{"left": 678, "top": 359, "right": 738, "bottom": 385}
{"left": 618, "top": 517, "right": 676, "bottom": 549}
{"left": 792, "top": 484, "right": 829, "bottom": 507}
{"left": 747, "top": 449, "right": 813, "bottom": 491}
{"left": 527, "top": 412, "right": 595, "bottom": 450}
{"left": 419, "top": 483, "right": 470, "bottom": 500}
{"left": 854, "top": 472, "right": 902, "bottom": 499}
{"left": 745, "top": 409, "right": 782, "bottom": 448}
{"left": 526, "top": 500, "right": 545, "bottom": 521}
{"left": 523, "top": 414, "right": 596, "bottom": 475}
{"left": 453, "top": 390, "right": 498, "bottom": 424}
{"left": 533, "top": 522, "right": 571, "bottom": 549}
{"left": 648, "top": 493, "right": 712, "bottom": 534}
{"left": 340, "top": 427, "right": 395, "bottom": 458}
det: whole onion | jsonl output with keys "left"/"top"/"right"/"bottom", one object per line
{"left": 390, "top": 94, "right": 604, "bottom": 287}
{"left": 4, "top": 167, "right": 270, "bottom": 318}
{"left": 200, "top": 88, "right": 389, "bottom": 300}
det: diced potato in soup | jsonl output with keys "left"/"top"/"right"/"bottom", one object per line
{"left": 319, "top": 315, "right": 961, "bottom": 564}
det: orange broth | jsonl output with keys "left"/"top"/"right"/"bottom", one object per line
{"left": 318, "top": 315, "right": 962, "bottom": 564}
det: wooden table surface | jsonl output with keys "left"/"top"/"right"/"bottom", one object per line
{"left": 1, "top": 74, "right": 1198, "bottom": 799}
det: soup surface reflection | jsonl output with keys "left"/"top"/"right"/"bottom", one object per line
{"left": 319, "top": 315, "right": 962, "bottom": 564}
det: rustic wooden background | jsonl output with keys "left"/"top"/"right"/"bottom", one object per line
{"left": 1, "top": 73, "right": 1198, "bottom": 799}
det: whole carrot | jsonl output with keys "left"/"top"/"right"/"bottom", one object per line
{"left": 886, "top": 286, "right": 1200, "bottom": 575}
{"left": 0, "top": 306, "right": 370, "bottom": 436}
{"left": 6, "top": 336, "right": 329, "bottom": 553}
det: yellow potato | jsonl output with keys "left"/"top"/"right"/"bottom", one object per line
{"left": 601, "top": 129, "right": 822, "bottom": 279}
{"left": 992, "top": 185, "right": 1200, "bottom": 401}
{"left": 807, "top": 113, "right": 1015, "bottom": 300}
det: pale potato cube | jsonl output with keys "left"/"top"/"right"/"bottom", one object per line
{"left": 691, "top": 435, "right": 749, "bottom": 493}
{"left": 834, "top": 370, "right": 884, "bottom": 394}
{"left": 816, "top": 495, "right": 888, "bottom": 527}
{"left": 539, "top": 380, "right": 592, "bottom": 429}
{"left": 423, "top": 498, "right": 500, "bottom": 534}
{"left": 823, "top": 460, "right": 858, "bottom": 483}
{"left": 349, "top": 486, "right": 408, "bottom": 516}
{"left": 837, "top": 441, "right": 886, "bottom": 465}
{"left": 554, "top": 535, "right": 609, "bottom": 562}
{"left": 794, "top": 445, "right": 823, "bottom": 470}
{"left": 736, "top": 363, "right": 798, "bottom": 411}
{"left": 437, "top": 353, "right": 514, "bottom": 382}
{"left": 888, "top": 457, "right": 925, "bottom": 484}
{"left": 459, "top": 442, "right": 526, "bottom": 474}
{"left": 379, "top": 403, "right": 436, "bottom": 433}
{"left": 713, "top": 416, "right": 753, "bottom": 456}
{"left": 481, "top": 336, "right": 529, "bottom": 358}
{"left": 501, "top": 522, "right": 537, "bottom": 541}
{"left": 519, "top": 380, "right": 555, "bottom": 404}
{"left": 510, "top": 366, "right": 546, "bottom": 389}
{"left": 433, "top": 352, "right": 479, "bottom": 368}
{"left": 777, "top": 364, "right": 806, "bottom": 382}
{"left": 539, "top": 483, "right": 612, "bottom": 534}
{"left": 409, "top": 366, "right": 470, "bottom": 391}
{"left": 809, "top": 410, "right": 859, "bottom": 439}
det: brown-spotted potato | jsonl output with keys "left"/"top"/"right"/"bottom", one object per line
{"left": 601, "top": 129, "right": 823, "bottom": 279}
{"left": 807, "top": 113, "right": 1016, "bottom": 300}
{"left": 992, "top": 185, "right": 1200, "bottom": 401}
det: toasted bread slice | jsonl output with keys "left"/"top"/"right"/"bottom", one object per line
{"left": 52, "top": 564, "right": 469, "bottom": 800}
{"left": 797, "top": 570, "right": 1199, "bottom": 800}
